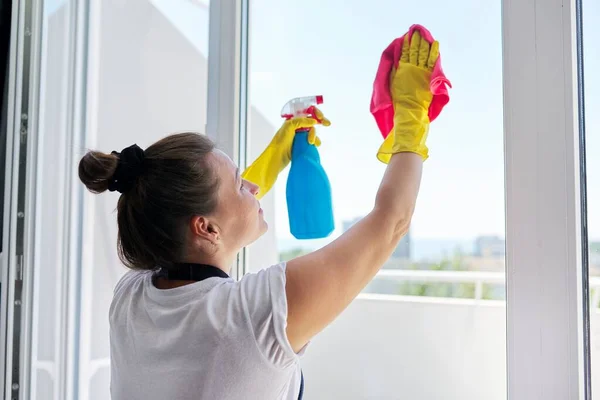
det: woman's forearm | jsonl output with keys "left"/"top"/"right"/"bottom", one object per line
{"left": 373, "top": 152, "right": 423, "bottom": 238}
{"left": 285, "top": 152, "right": 422, "bottom": 351}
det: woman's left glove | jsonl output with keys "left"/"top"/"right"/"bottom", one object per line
{"left": 242, "top": 107, "right": 330, "bottom": 199}
{"left": 377, "top": 31, "right": 440, "bottom": 163}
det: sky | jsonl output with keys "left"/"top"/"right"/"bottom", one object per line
{"left": 45, "top": 0, "right": 599, "bottom": 245}
{"left": 247, "top": 0, "right": 600, "bottom": 245}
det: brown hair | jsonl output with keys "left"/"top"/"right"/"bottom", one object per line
{"left": 78, "top": 132, "right": 219, "bottom": 270}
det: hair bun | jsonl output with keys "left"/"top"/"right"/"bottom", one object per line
{"left": 78, "top": 150, "right": 119, "bottom": 194}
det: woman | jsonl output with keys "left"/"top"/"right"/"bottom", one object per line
{"left": 78, "top": 32, "right": 439, "bottom": 400}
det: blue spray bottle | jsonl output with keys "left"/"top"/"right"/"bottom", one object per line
{"left": 281, "top": 95, "right": 334, "bottom": 239}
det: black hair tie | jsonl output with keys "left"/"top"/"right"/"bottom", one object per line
{"left": 108, "top": 144, "right": 146, "bottom": 194}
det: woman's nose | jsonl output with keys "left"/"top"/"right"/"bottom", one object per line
{"left": 246, "top": 180, "right": 260, "bottom": 196}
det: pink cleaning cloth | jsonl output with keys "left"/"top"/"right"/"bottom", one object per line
{"left": 370, "top": 24, "right": 452, "bottom": 139}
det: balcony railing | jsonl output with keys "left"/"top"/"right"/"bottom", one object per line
{"left": 370, "top": 270, "right": 600, "bottom": 307}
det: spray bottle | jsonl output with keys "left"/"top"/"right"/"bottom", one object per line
{"left": 281, "top": 95, "right": 334, "bottom": 239}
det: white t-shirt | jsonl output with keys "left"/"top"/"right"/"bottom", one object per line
{"left": 109, "top": 262, "right": 307, "bottom": 400}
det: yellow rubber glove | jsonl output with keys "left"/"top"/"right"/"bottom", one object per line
{"left": 377, "top": 31, "right": 440, "bottom": 163}
{"left": 242, "top": 107, "right": 330, "bottom": 200}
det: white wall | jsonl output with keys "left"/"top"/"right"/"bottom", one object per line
{"left": 302, "top": 298, "right": 507, "bottom": 400}
{"left": 302, "top": 299, "right": 600, "bottom": 400}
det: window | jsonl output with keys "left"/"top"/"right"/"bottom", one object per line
{"left": 583, "top": 0, "right": 600, "bottom": 392}
{"left": 3, "top": 0, "right": 589, "bottom": 398}
{"left": 247, "top": 1, "right": 507, "bottom": 398}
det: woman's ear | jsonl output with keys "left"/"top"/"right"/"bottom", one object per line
{"left": 190, "top": 215, "right": 220, "bottom": 244}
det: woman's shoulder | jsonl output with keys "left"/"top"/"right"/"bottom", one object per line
{"left": 236, "top": 262, "right": 287, "bottom": 290}
{"left": 241, "top": 262, "right": 287, "bottom": 278}
{"left": 113, "top": 268, "right": 151, "bottom": 295}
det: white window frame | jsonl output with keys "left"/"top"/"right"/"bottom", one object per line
{"left": 503, "top": 0, "right": 589, "bottom": 397}
{"left": 2, "top": 0, "right": 44, "bottom": 399}
{"left": 206, "top": 0, "right": 250, "bottom": 280}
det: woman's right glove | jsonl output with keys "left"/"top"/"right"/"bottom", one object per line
{"left": 377, "top": 31, "right": 440, "bottom": 163}
{"left": 242, "top": 107, "right": 330, "bottom": 199}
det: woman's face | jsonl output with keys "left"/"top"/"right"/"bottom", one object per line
{"left": 209, "top": 150, "right": 267, "bottom": 249}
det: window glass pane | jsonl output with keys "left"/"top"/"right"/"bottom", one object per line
{"left": 36, "top": 1, "right": 210, "bottom": 399}
{"left": 583, "top": 0, "right": 600, "bottom": 393}
{"left": 247, "top": 1, "right": 506, "bottom": 398}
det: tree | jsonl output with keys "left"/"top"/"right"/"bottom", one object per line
{"left": 398, "top": 249, "right": 496, "bottom": 300}
{"left": 279, "top": 247, "right": 310, "bottom": 262}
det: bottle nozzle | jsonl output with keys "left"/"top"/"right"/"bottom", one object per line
{"left": 281, "top": 95, "right": 324, "bottom": 120}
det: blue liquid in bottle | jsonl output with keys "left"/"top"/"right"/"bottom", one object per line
{"left": 286, "top": 130, "right": 334, "bottom": 239}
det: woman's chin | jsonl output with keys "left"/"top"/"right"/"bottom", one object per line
{"left": 244, "top": 225, "right": 268, "bottom": 248}
{"left": 251, "top": 219, "right": 269, "bottom": 242}
{"left": 260, "top": 219, "right": 269, "bottom": 232}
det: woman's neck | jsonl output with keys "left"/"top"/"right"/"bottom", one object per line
{"left": 184, "top": 249, "right": 235, "bottom": 275}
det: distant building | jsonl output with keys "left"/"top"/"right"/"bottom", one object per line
{"left": 474, "top": 235, "right": 505, "bottom": 257}
{"left": 343, "top": 217, "right": 411, "bottom": 260}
